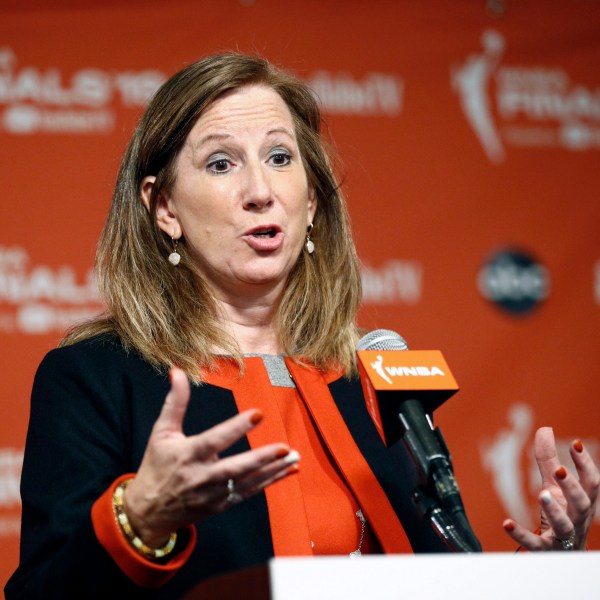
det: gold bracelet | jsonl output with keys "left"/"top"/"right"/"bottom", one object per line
{"left": 112, "top": 478, "right": 177, "bottom": 560}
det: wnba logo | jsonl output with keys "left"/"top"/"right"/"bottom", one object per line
{"left": 452, "top": 29, "right": 600, "bottom": 163}
{"left": 369, "top": 354, "right": 447, "bottom": 385}
{"left": 481, "top": 404, "right": 600, "bottom": 529}
{"left": 358, "top": 350, "right": 458, "bottom": 389}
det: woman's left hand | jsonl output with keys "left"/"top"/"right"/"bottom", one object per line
{"left": 503, "top": 426, "right": 599, "bottom": 550}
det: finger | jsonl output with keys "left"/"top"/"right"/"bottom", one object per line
{"left": 188, "top": 409, "right": 264, "bottom": 458}
{"left": 208, "top": 445, "right": 299, "bottom": 483}
{"left": 553, "top": 465, "right": 593, "bottom": 525}
{"left": 239, "top": 463, "right": 299, "bottom": 499}
{"left": 195, "top": 446, "right": 299, "bottom": 503}
{"left": 539, "top": 489, "right": 576, "bottom": 542}
{"left": 219, "top": 463, "right": 299, "bottom": 510}
{"left": 534, "top": 427, "right": 561, "bottom": 486}
{"left": 152, "top": 368, "right": 191, "bottom": 437}
{"left": 570, "top": 440, "right": 600, "bottom": 504}
{"left": 502, "top": 518, "right": 549, "bottom": 551}
{"left": 229, "top": 448, "right": 301, "bottom": 490}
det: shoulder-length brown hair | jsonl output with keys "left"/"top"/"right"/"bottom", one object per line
{"left": 63, "top": 53, "right": 362, "bottom": 383}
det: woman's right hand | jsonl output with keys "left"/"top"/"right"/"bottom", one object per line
{"left": 123, "top": 367, "right": 298, "bottom": 547}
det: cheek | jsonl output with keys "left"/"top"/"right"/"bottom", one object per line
{"left": 177, "top": 196, "right": 229, "bottom": 235}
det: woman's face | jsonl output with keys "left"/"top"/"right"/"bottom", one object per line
{"left": 144, "top": 84, "right": 316, "bottom": 301}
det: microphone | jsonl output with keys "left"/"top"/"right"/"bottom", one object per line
{"left": 356, "top": 328, "right": 409, "bottom": 351}
{"left": 356, "top": 329, "right": 482, "bottom": 552}
{"left": 356, "top": 329, "right": 458, "bottom": 447}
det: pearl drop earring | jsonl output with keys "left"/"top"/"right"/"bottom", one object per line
{"left": 305, "top": 223, "right": 315, "bottom": 255}
{"left": 168, "top": 238, "right": 181, "bottom": 266}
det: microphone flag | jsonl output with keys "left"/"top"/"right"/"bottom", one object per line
{"left": 357, "top": 349, "right": 459, "bottom": 446}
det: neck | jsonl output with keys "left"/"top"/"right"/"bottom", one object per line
{"left": 215, "top": 290, "right": 283, "bottom": 355}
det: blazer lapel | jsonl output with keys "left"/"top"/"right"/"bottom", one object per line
{"left": 286, "top": 360, "right": 412, "bottom": 554}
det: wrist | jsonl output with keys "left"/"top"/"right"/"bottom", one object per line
{"left": 123, "top": 480, "right": 174, "bottom": 547}
{"left": 113, "top": 478, "right": 177, "bottom": 560}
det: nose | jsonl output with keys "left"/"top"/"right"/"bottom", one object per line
{"left": 242, "top": 160, "right": 273, "bottom": 210}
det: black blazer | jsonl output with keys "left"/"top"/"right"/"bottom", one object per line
{"left": 5, "top": 336, "right": 448, "bottom": 600}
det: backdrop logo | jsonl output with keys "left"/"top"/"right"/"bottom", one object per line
{"left": 0, "top": 448, "right": 23, "bottom": 538}
{"left": 361, "top": 260, "right": 423, "bottom": 305}
{"left": 595, "top": 260, "right": 600, "bottom": 305}
{"left": 307, "top": 71, "right": 403, "bottom": 116}
{"left": 481, "top": 403, "right": 600, "bottom": 529}
{"left": 0, "top": 245, "right": 104, "bottom": 334}
{"left": 0, "top": 47, "right": 165, "bottom": 135}
{"left": 477, "top": 248, "right": 550, "bottom": 315}
{"left": 452, "top": 30, "right": 600, "bottom": 163}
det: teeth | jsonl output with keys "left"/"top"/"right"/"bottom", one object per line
{"left": 253, "top": 229, "right": 275, "bottom": 238}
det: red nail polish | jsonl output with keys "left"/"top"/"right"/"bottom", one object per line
{"left": 275, "top": 448, "right": 290, "bottom": 458}
{"left": 287, "top": 464, "right": 299, "bottom": 475}
{"left": 555, "top": 466, "right": 567, "bottom": 480}
{"left": 503, "top": 520, "right": 515, "bottom": 532}
{"left": 250, "top": 410, "right": 264, "bottom": 425}
{"left": 573, "top": 439, "right": 584, "bottom": 454}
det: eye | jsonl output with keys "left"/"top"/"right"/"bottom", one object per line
{"left": 207, "top": 157, "right": 235, "bottom": 175}
{"left": 269, "top": 151, "right": 292, "bottom": 167}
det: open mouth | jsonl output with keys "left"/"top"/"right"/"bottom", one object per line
{"left": 251, "top": 228, "right": 277, "bottom": 238}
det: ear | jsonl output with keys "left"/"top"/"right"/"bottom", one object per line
{"left": 307, "top": 188, "right": 317, "bottom": 226}
{"left": 140, "top": 176, "right": 182, "bottom": 239}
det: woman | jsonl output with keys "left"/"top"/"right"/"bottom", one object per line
{"left": 6, "top": 54, "right": 598, "bottom": 599}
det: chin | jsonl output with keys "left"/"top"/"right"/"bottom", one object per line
{"left": 237, "top": 268, "right": 290, "bottom": 289}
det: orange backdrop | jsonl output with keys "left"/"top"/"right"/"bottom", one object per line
{"left": 1, "top": 0, "right": 599, "bottom": 587}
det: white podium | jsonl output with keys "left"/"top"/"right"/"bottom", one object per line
{"left": 183, "top": 552, "right": 600, "bottom": 600}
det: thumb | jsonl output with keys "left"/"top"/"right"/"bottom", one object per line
{"left": 152, "top": 367, "right": 191, "bottom": 437}
{"left": 534, "top": 426, "right": 560, "bottom": 485}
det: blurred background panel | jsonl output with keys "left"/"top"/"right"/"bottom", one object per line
{"left": 1, "top": 0, "right": 599, "bottom": 585}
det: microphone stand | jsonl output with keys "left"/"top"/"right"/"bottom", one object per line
{"left": 398, "top": 399, "right": 482, "bottom": 553}
{"left": 412, "top": 488, "right": 475, "bottom": 553}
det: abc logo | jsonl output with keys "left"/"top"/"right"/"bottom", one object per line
{"left": 478, "top": 249, "right": 550, "bottom": 315}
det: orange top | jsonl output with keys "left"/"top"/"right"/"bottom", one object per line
{"left": 268, "top": 385, "right": 379, "bottom": 555}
